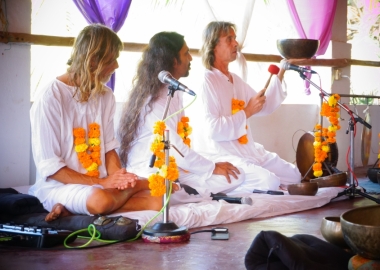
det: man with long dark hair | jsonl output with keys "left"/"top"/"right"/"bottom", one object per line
{"left": 118, "top": 31, "right": 245, "bottom": 198}
{"left": 29, "top": 24, "right": 162, "bottom": 221}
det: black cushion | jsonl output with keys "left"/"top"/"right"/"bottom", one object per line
{"left": 0, "top": 188, "right": 140, "bottom": 241}
{"left": 0, "top": 188, "right": 47, "bottom": 215}
{"left": 245, "top": 230, "right": 353, "bottom": 270}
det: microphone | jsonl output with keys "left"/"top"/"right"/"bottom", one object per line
{"left": 283, "top": 62, "right": 316, "bottom": 74}
{"left": 211, "top": 193, "right": 253, "bottom": 205}
{"left": 158, "top": 70, "right": 196, "bottom": 96}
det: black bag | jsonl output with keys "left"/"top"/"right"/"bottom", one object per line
{"left": 245, "top": 230, "right": 353, "bottom": 270}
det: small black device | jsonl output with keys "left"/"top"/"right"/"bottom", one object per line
{"left": 0, "top": 223, "right": 76, "bottom": 248}
{"left": 211, "top": 227, "right": 229, "bottom": 240}
{"left": 252, "top": 189, "right": 284, "bottom": 195}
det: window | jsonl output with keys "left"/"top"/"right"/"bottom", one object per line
{"left": 31, "top": 0, "right": 378, "bottom": 105}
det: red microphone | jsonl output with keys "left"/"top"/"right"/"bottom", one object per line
{"left": 264, "top": 64, "right": 280, "bottom": 89}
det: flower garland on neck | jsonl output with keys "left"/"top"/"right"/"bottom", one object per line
{"left": 177, "top": 116, "right": 192, "bottom": 148}
{"left": 148, "top": 121, "right": 179, "bottom": 196}
{"left": 232, "top": 98, "right": 248, "bottom": 144}
{"left": 73, "top": 123, "right": 101, "bottom": 177}
{"left": 313, "top": 94, "right": 341, "bottom": 177}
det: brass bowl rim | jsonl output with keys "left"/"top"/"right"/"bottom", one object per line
{"left": 341, "top": 205, "right": 380, "bottom": 228}
{"left": 277, "top": 38, "right": 320, "bottom": 42}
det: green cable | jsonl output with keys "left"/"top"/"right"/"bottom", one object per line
{"left": 62, "top": 182, "right": 174, "bottom": 247}
{"left": 163, "top": 95, "right": 197, "bottom": 122}
{"left": 63, "top": 224, "right": 118, "bottom": 248}
{"left": 126, "top": 182, "right": 173, "bottom": 241}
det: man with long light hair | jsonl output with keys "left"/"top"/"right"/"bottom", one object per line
{"left": 118, "top": 31, "right": 246, "bottom": 199}
{"left": 29, "top": 24, "right": 162, "bottom": 221}
{"left": 192, "top": 21, "right": 301, "bottom": 191}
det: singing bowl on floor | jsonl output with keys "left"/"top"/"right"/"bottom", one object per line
{"left": 367, "top": 167, "right": 380, "bottom": 183}
{"left": 287, "top": 182, "right": 318, "bottom": 196}
{"left": 311, "top": 172, "right": 347, "bottom": 188}
{"left": 341, "top": 205, "right": 380, "bottom": 260}
{"left": 320, "top": 216, "right": 349, "bottom": 249}
{"left": 277, "top": 39, "right": 320, "bottom": 59}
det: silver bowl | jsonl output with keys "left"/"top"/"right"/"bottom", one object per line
{"left": 277, "top": 39, "right": 320, "bottom": 59}
{"left": 341, "top": 205, "right": 380, "bottom": 260}
{"left": 320, "top": 216, "right": 349, "bottom": 249}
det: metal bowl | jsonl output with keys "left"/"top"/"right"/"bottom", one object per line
{"left": 367, "top": 167, "right": 380, "bottom": 183}
{"left": 311, "top": 172, "right": 347, "bottom": 188}
{"left": 341, "top": 205, "right": 380, "bottom": 260}
{"left": 277, "top": 39, "right": 320, "bottom": 59}
{"left": 287, "top": 182, "right": 318, "bottom": 196}
{"left": 320, "top": 216, "right": 349, "bottom": 249}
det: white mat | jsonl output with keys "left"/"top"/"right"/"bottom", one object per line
{"left": 110, "top": 187, "right": 346, "bottom": 229}
{"left": 13, "top": 186, "right": 345, "bottom": 229}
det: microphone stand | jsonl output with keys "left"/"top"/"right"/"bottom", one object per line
{"left": 297, "top": 72, "right": 380, "bottom": 204}
{"left": 142, "top": 85, "right": 191, "bottom": 243}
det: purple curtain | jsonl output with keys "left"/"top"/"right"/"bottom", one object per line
{"left": 286, "top": 0, "right": 338, "bottom": 94}
{"left": 72, "top": 0, "right": 132, "bottom": 91}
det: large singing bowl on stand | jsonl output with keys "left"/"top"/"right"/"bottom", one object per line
{"left": 296, "top": 132, "right": 339, "bottom": 181}
{"left": 277, "top": 39, "right": 320, "bottom": 59}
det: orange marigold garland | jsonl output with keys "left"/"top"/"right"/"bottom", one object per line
{"left": 177, "top": 116, "right": 192, "bottom": 148}
{"left": 73, "top": 123, "right": 101, "bottom": 177}
{"left": 232, "top": 98, "right": 248, "bottom": 144}
{"left": 148, "top": 120, "right": 179, "bottom": 196}
{"left": 313, "top": 94, "right": 341, "bottom": 177}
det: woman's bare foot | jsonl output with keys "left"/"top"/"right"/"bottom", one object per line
{"left": 45, "top": 203, "right": 72, "bottom": 222}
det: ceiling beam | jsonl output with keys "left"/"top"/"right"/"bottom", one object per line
{"left": 1, "top": 31, "right": 379, "bottom": 68}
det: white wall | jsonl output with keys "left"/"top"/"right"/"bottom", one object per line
{"left": 0, "top": 0, "right": 32, "bottom": 188}
{"left": 0, "top": 0, "right": 378, "bottom": 189}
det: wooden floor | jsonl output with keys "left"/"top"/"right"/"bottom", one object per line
{"left": 1, "top": 166, "right": 379, "bottom": 270}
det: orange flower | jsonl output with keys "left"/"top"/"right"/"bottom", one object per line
{"left": 178, "top": 116, "right": 192, "bottom": 148}
{"left": 73, "top": 123, "right": 101, "bottom": 177}
{"left": 232, "top": 99, "right": 248, "bottom": 144}
{"left": 313, "top": 94, "right": 340, "bottom": 177}
{"left": 148, "top": 119, "right": 181, "bottom": 196}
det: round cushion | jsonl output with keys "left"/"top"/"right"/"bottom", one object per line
{"left": 367, "top": 168, "right": 380, "bottom": 183}
{"left": 348, "top": 254, "right": 380, "bottom": 270}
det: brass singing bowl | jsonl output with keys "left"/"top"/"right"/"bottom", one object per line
{"left": 277, "top": 39, "right": 320, "bottom": 59}
{"left": 311, "top": 172, "right": 347, "bottom": 188}
{"left": 341, "top": 205, "right": 380, "bottom": 260}
{"left": 287, "top": 182, "right": 318, "bottom": 196}
{"left": 320, "top": 216, "right": 349, "bottom": 249}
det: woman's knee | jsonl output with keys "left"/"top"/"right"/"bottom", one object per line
{"left": 86, "top": 188, "right": 114, "bottom": 215}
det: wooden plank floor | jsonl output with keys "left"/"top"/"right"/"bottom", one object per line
{"left": 1, "top": 166, "right": 379, "bottom": 270}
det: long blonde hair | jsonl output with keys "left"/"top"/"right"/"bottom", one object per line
{"left": 200, "top": 21, "right": 236, "bottom": 70}
{"left": 67, "top": 24, "right": 123, "bottom": 102}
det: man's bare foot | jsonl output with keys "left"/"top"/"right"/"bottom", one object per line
{"left": 45, "top": 203, "right": 72, "bottom": 222}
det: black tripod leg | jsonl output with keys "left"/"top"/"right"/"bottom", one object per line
{"left": 331, "top": 186, "right": 380, "bottom": 204}
{"left": 355, "top": 190, "right": 380, "bottom": 204}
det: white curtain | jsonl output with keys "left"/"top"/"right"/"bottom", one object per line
{"left": 202, "top": 0, "right": 257, "bottom": 82}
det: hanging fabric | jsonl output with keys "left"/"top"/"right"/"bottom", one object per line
{"left": 72, "top": 0, "right": 133, "bottom": 91}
